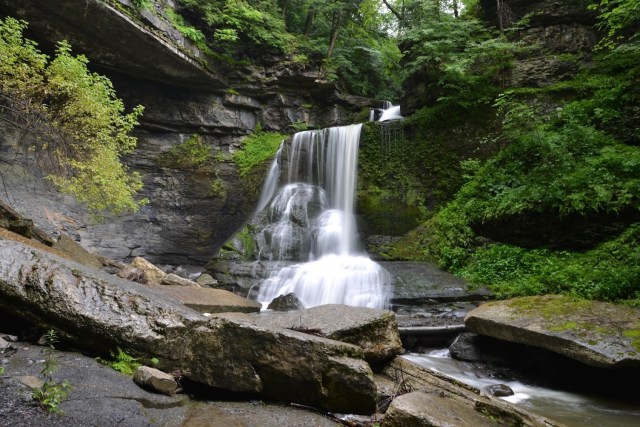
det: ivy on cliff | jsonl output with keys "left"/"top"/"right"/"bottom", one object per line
{"left": 0, "top": 17, "right": 146, "bottom": 214}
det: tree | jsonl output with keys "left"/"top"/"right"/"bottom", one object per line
{"left": 0, "top": 18, "right": 146, "bottom": 214}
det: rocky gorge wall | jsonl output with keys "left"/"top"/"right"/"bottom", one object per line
{"left": 0, "top": 0, "right": 373, "bottom": 265}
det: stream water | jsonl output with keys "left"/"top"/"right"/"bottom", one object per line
{"left": 405, "top": 350, "right": 640, "bottom": 427}
{"left": 255, "top": 123, "right": 391, "bottom": 309}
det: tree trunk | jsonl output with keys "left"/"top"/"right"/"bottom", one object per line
{"left": 303, "top": 8, "right": 315, "bottom": 39}
{"left": 326, "top": 10, "right": 342, "bottom": 59}
{"left": 453, "top": 0, "right": 459, "bottom": 18}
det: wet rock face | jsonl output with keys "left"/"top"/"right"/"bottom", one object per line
{"left": 480, "top": 0, "right": 598, "bottom": 89}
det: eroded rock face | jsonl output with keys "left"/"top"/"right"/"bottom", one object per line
{"left": 465, "top": 296, "right": 640, "bottom": 368}
{"left": 0, "top": 0, "right": 374, "bottom": 265}
{"left": 0, "top": 238, "right": 377, "bottom": 413}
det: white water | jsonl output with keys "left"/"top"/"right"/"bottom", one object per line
{"left": 256, "top": 124, "right": 391, "bottom": 309}
{"left": 405, "top": 351, "right": 640, "bottom": 427}
{"left": 379, "top": 105, "right": 402, "bottom": 122}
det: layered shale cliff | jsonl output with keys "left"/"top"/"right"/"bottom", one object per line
{"left": 0, "top": 0, "right": 371, "bottom": 265}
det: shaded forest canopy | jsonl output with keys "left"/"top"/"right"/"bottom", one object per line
{"left": 0, "top": 0, "right": 639, "bottom": 304}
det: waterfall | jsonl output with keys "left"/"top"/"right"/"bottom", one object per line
{"left": 379, "top": 105, "right": 402, "bottom": 122}
{"left": 255, "top": 124, "right": 391, "bottom": 309}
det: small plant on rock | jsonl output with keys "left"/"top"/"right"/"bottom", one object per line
{"left": 98, "top": 348, "right": 140, "bottom": 375}
{"left": 32, "top": 330, "right": 71, "bottom": 414}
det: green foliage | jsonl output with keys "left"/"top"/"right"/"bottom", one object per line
{"left": 401, "top": 12, "right": 523, "bottom": 108}
{"left": 589, "top": 0, "right": 640, "bottom": 49}
{"left": 0, "top": 366, "right": 4, "bottom": 375}
{"left": 0, "top": 18, "right": 146, "bottom": 214}
{"left": 32, "top": 330, "right": 71, "bottom": 414}
{"left": 232, "top": 125, "right": 285, "bottom": 196}
{"left": 420, "top": 15, "right": 640, "bottom": 302}
{"left": 99, "top": 348, "right": 140, "bottom": 376}
{"left": 165, "top": 7, "right": 208, "bottom": 49}
{"left": 131, "top": 0, "right": 152, "bottom": 10}
{"left": 209, "top": 176, "right": 227, "bottom": 200}
{"left": 178, "top": 0, "right": 292, "bottom": 53}
{"left": 161, "top": 134, "right": 211, "bottom": 169}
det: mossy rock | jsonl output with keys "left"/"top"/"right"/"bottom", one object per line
{"left": 466, "top": 295, "right": 640, "bottom": 368}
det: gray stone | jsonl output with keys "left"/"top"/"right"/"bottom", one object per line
{"left": 267, "top": 293, "right": 303, "bottom": 311}
{"left": 150, "top": 285, "right": 261, "bottom": 314}
{"left": 380, "top": 357, "right": 560, "bottom": 427}
{"left": 484, "top": 384, "right": 515, "bottom": 397}
{"left": 183, "top": 317, "right": 376, "bottom": 413}
{"left": 384, "top": 391, "right": 500, "bottom": 427}
{"left": 133, "top": 366, "right": 178, "bottom": 396}
{"left": 465, "top": 296, "right": 640, "bottom": 368}
{"left": 2, "top": 343, "right": 189, "bottom": 427}
{"left": 161, "top": 273, "right": 200, "bottom": 287}
{"left": 16, "top": 375, "right": 44, "bottom": 390}
{"left": 129, "top": 256, "right": 167, "bottom": 284}
{"left": 0, "top": 239, "right": 377, "bottom": 413}
{"left": 195, "top": 273, "right": 218, "bottom": 287}
{"left": 219, "top": 304, "right": 403, "bottom": 364}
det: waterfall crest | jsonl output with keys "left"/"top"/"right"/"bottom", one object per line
{"left": 255, "top": 124, "right": 391, "bottom": 309}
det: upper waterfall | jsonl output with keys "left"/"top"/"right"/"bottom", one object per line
{"left": 254, "top": 124, "right": 391, "bottom": 309}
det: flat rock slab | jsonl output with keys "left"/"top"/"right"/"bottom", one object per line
{"left": 150, "top": 285, "right": 261, "bottom": 314}
{"left": 379, "top": 261, "right": 493, "bottom": 303}
{"left": 217, "top": 304, "right": 403, "bottom": 364}
{"left": 183, "top": 401, "right": 340, "bottom": 426}
{"left": 384, "top": 390, "right": 500, "bottom": 427}
{"left": 465, "top": 296, "right": 640, "bottom": 368}
{"left": 1, "top": 344, "right": 188, "bottom": 427}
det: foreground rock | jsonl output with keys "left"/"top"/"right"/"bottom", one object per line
{"left": 133, "top": 366, "right": 178, "bottom": 396}
{"left": 466, "top": 296, "right": 640, "bottom": 368}
{"left": 218, "top": 304, "right": 403, "bottom": 364}
{"left": 0, "top": 344, "right": 188, "bottom": 427}
{"left": 384, "top": 391, "right": 500, "bottom": 427}
{"left": 380, "top": 357, "right": 561, "bottom": 427}
{"left": 0, "top": 238, "right": 376, "bottom": 413}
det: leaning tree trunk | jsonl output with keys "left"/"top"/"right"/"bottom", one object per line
{"left": 326, "top": 10, "right": 343, "bottom": 59}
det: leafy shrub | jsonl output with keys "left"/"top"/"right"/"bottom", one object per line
{"left": 232, "top": 125, "right": 285, "bottom": 196}
{"left": 161, "top": 134, "right": 211, "bottom": 169}
{"left": 0, "top": 18, "right": 146, "bottom": 214}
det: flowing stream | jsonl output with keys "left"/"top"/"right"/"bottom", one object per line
{"left": 255, "top": 123, "right": 391, "bottom": 309}
{"left": 405, "top": 350, "right": 640, "bottom": 427}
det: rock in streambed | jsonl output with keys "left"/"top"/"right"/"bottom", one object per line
{"left": 466, "top": 295, "right": 640, "bottom": 368}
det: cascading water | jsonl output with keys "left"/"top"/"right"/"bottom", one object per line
{"left": 255, "top": 124, "right": 391, "bottom": 309}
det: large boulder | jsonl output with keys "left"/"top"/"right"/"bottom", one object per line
{"left": 183, "top": 317, "right": 376, "bottom": 414}
{"left": 465, "top": 296, "right": 640, "bottom": 368}
{"left": 380, "top": 357, "right": 560, "bottom": 427}
{"left": 0, "top": 238, "right": 377, "bottom": 413}
{"left": 218, "top": 304, "right": 403, "bottom": 365}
